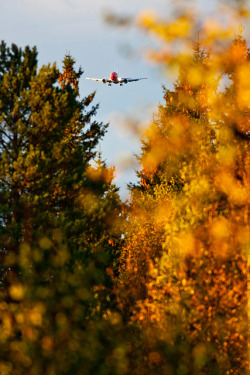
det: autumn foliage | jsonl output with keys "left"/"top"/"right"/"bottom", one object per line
{"left": 115, "top": 3, "right": 249, "bottom": 374}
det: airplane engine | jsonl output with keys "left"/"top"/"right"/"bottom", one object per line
{"left": 102, "top": 79, "right": 106, "bottom": 83}
{"left": 124, "top": 79, "right": 128, "bottom": 84}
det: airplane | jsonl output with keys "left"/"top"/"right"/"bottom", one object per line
{"left": 85, "top": 71, "right": 147, "bottom": 86}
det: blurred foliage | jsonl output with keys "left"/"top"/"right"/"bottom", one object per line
{"left": 114, "top": 1, "right": 249, "bottom": 374}
{"left": 103, "top": 9, "right": 133, "bottom": 28}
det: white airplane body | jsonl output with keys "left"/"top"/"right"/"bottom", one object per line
{"left": 85, "top": 71, "right": 147, "bottom": 86}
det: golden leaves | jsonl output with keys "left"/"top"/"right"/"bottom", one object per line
{"left": 9, "top": 284, "right": 26, "bottom": 301}
{"left": 142, "top": 114, "right": 191, "bottom": 174}
{"left": 236, "top": 64, "right": 250, "bottom": 109}
{"left": 176, "top": 231, "right": 195, "bottom": 257}
{"left": 137, "top": 11, "right": 193, "bottom": 41}
{"left": 86, "top": 164, "right": 115, "bottom": 185}
{"left": 210, "top": 217, "right": 230, "bottom": 240}
{"left": 115, "top": 15, "right": 249, "bottom": 371}
{"left": 215, "top": 170, "right": 249, "bottom": 206}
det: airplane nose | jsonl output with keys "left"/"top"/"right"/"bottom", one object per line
{"left": 110, "top": 72, "right": 118, "bottom": 80}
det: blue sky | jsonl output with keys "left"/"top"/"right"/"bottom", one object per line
{"left": 1, "top": 0, "right": 168, "bottom": 199}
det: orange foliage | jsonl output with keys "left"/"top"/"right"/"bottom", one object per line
{"left": 115, "top": 10, "right": 249, "bottom": 373}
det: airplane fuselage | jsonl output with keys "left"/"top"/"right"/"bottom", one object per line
{"left": 86, "top": 72, "right": 147, "bottom": 86}
{"left": 110, "top": 71, "right": 118, "bottom": 81}
{"left": 108, "top": 72, "right": 126, "bottom": 85}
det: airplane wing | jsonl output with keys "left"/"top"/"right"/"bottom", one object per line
{"left": 85, "top": 77, "right": 113, "bottom": 83}
{"left": 85, "top": 77, "right": 147, "bottom": 84}
{"left": 85, "top": 78, "right": 106, "bottom": 82}
{"left": 121, "top": 77, "right": 147, "bottom": 82}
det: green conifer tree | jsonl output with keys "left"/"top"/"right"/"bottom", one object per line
{"left": 0, "top": 42, "right": 125, "bottom": 375}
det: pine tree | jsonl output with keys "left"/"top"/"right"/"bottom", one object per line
{"left": 0, "top": 42, "right": 125, "bottom": 374}
{"left": 0, "top": 42, "right": 119, "bottom": 278}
